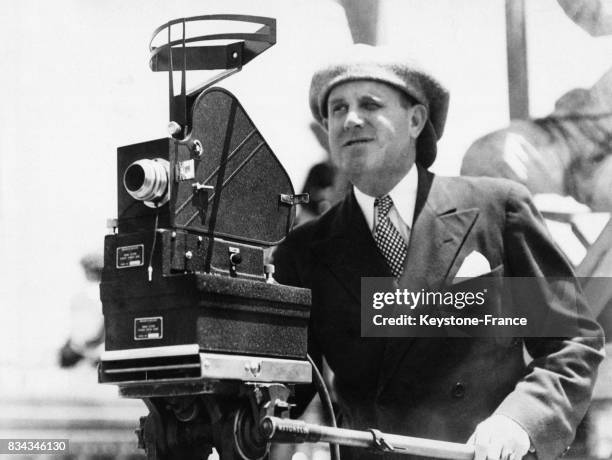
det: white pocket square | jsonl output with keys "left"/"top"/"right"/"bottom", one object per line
{"left": 454, "top": 251, "right": 491, "bottom": 280}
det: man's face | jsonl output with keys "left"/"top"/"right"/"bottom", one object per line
{"left": 325, "top": 80, "right": 423, "bottom": 195}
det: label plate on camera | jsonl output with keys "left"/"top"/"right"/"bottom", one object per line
{"left": 117, "top": 244, "right": 144, "bottom": 268}
{"left": 134, "top": 317, "right": 163, "bottom": 340}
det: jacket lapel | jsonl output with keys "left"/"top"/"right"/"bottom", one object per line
{"left": 311, "top": 191, "right": 391, "bottom": 304}
{"left": 399, "top": 168, "right": 480, "bottom": 291}
{"left": 378, "top": 168, "right": 480, "bottom": 394}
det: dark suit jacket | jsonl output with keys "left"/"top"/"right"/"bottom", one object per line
{"left": 273, "top": 168, "right": 604, "bottom": 460}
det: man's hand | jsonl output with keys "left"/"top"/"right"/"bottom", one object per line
{"left": 467, "top": 414, "right": 531, "bottom": 460}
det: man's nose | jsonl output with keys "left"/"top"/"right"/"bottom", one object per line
{"left": 343, "top": 109, "right": 364, "bottom": 130}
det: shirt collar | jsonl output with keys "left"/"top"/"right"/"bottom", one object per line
{"left": 353, "top": 165, "right": 418, "bottom": 231}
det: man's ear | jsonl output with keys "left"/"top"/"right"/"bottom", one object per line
{"left": 309, "top": 121, "right": 330, "bottom": 152}
{"left": 409, "top": 105, "right": 428, "bottom": 138}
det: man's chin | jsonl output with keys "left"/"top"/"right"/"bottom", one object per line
{"left": 346, "top": 168, "right": 381, "bottom": 191}
{"left": 337, "top": 150, "right": 371, "bottom": 170}
{"left": 342, "top": 161, "right": 368, "bottom": 178}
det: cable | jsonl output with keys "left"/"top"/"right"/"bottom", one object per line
{"left": 307, "top": 354, "right": 340, "bottom": 460}
{"left": 147, "top": 211, "right": 159, "bottom": 282}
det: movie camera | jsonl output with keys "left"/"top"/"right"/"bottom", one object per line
{"left": 98, "top": 14, "right": 313, "bottom": 459}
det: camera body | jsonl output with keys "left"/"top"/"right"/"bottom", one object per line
{"left": 100, "top": 88, "right": 310, "bottom": 366}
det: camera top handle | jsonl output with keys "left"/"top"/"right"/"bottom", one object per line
{"left": 149, "top": 15, "right": 276, "bottom": 72}
{"left": 148, "top": 15, "right": 276, "bottom": 134}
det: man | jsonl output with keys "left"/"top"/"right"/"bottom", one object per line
{"left": 272, "top": 45, "right": 604, "bottom": 460}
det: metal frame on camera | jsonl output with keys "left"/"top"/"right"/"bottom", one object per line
{"left": 99, "top": 344, "right": 311, "bottom": 396}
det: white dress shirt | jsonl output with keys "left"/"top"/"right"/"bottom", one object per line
{"left": 353, "top": 165, "right": 418, "bottom": 245}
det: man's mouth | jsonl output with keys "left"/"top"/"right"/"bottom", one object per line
{"left": 343, "top": 138, "right": 373, "bottom": 147}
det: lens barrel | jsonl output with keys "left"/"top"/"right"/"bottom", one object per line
{"left": 123, "top": 158, "right": 170, "bottom": 207}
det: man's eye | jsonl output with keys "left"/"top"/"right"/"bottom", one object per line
{"left": 363, "top": 102, "right": 381, "bottom": 110}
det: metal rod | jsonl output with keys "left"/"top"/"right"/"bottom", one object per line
{"left": 261, "top": 416, "right": 474, "bottom": 459}
{"left": 505, "top": 0, "right": 530, "bottom": 119}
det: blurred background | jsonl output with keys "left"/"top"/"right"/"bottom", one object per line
{"left": 1, "top": 0, "right": 612, "bottom": 458}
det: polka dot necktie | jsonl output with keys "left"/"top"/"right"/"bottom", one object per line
{"left": 374, "top": 195, "right": 408, "bottom": 278}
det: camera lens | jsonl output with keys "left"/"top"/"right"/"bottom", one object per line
{"left": 124, "top": 164, "right": 146, "bottom": 193}
{"left": 123, "top": 158, "right": 170, "bottom": 207}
